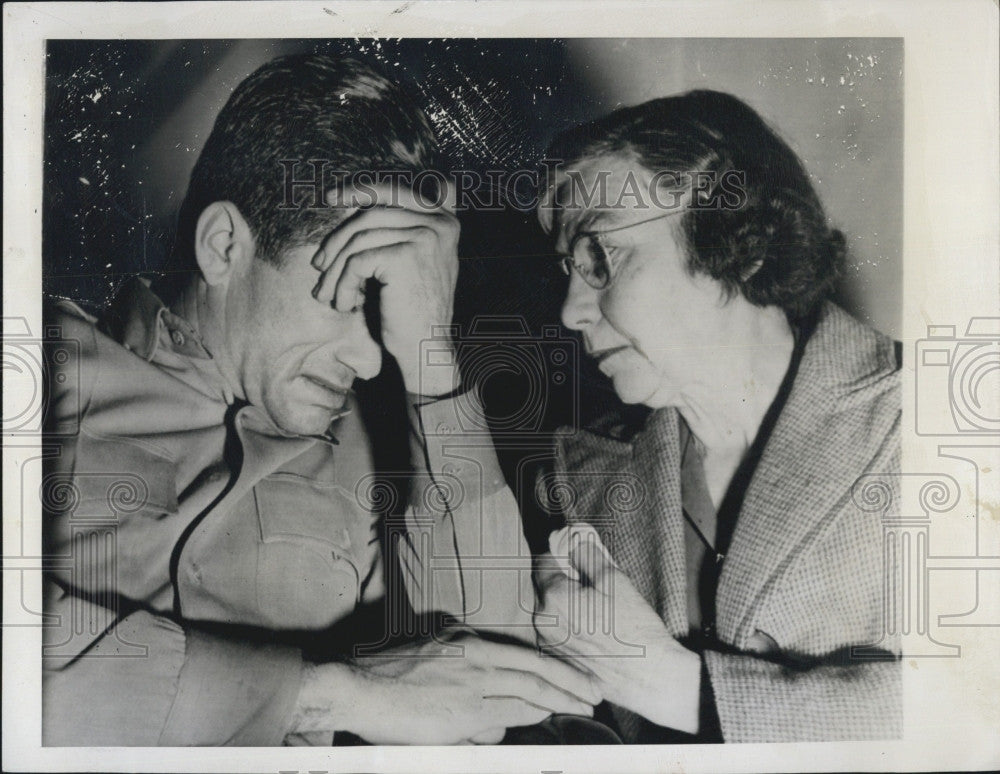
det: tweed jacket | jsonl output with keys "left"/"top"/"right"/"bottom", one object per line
{"left": 551, "top": 302, "right": 902, "bottom": 743}
{"left": 42, "top": 278, "right": 534, "bottom": 745}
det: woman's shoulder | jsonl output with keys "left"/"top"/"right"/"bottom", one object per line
{"left": 810, "top": 302, "right": 901, "bottom": 373}
{"left": 800, "top": 302, "right": 901, "bottom": 403}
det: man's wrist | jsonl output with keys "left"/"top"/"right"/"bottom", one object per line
{"left": 288, "top": 660, "right": 359, "bottom": 735}
{"left": 400, "top": 336, "right": 461, "bottom": 399}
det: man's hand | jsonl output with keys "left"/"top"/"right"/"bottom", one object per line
{"left": 289, "top": 630, "right": 600, "bottom": 745}
{"left": 311, "top": 184, "right": 460, "bottom": 397}
{"left": 535, "top": 525, "right": 702, "bottom": 734}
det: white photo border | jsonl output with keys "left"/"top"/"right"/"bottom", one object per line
{"left": 4, "top": 1, "right": 999, "bottom": 772}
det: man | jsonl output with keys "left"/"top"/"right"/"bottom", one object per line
{"left": 42, "top": 54, "right": 596, "bottom": 746}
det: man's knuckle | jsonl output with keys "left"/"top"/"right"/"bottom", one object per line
{"left": 413, "top": 224, "right": 435, "bottom": 241}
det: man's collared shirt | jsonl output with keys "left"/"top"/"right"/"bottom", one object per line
{"left": 42, "top": 278, "right": 534, "bottom": 745}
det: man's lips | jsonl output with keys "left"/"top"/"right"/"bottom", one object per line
{"left": 302, "top": 374, "right": 352, "bottom": 396}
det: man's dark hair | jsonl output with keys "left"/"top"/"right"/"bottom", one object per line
{"left": 544, "top": 89, "right": 844, "bottom": 323}
{"left": 162, "top": 53, "right": 437, "bottom": 298}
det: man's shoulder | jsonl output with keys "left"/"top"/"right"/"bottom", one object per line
{"left": 41, "top": 297, "right": 104, "bottom": 435}
{"left": 45, "top": 295, "right": 146, "bottom": 376}
{"left": 43, "top": 291, "right": 200, "bottom": 433}
{"left": 46, "top": 296, "right": 100, "bottom": 340}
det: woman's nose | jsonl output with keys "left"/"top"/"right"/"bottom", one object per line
{"left": 560, "top": 272, "right": 600, "bottom": 332}
{"left": 336, "top": 312, "right": 382, "bottom": 380}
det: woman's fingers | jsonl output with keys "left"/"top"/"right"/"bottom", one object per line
{"left": 567, "top": 524, "right": 617, "bottom": 594}
{"left": 534, "top": 551, "right": 571, "bottom": 594}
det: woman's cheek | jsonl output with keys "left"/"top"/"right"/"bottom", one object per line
{"left": 603, "top": 297, "right": 666, "bottom": 358}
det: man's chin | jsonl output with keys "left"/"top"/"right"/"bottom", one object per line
{"left": 271, "top": 403, "right": 343, "bottom": 437}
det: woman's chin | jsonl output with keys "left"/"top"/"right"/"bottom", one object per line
{"left": 612, "top": 373, "right": 674, "bottom": 408}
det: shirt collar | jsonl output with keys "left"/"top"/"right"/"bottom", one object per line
{"left": 102, "top": 276, "right": 212, "bottom": 362}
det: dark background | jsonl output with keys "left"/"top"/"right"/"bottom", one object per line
{"left": 42, "top": 38, "right": 903, "bottom": 330}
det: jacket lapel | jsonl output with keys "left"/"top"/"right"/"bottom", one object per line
{"left": 716, "top": 304, "right": 899, "bottom": 646}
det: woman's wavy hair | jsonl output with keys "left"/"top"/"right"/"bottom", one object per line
{"left": 544, "top": 90, "right": 844, "bottom": 323}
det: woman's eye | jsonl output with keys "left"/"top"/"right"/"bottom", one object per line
{"left": 599, "top": 243, "right": 623, "bottom": 269}
{"left": 583, "top": 238, "right": 607, "bottom": 266}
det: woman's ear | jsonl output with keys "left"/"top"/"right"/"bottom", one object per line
{"left": 194, "top": 201, "right": 254, "bottom": 286}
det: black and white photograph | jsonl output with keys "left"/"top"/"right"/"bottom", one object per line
{"left": 3, "top": 2, "right": 998, "bottom": 772}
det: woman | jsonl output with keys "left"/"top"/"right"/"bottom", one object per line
{"left": 533, "top": 90, "right": 902, "bottom": 743}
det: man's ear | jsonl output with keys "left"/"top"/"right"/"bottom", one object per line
{"left": 194, "top": 201, "right": 254, "bottom": 286}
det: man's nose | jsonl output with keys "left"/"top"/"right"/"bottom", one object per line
{"left": 560, "top": 272, "right": 600, "bottom": 332}
{"left": 336, "top": 312, "right": 382, "bottom": 380}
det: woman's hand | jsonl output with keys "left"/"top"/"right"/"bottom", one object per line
{"left": 534, "top": 525, "right": 702, "bottom": 733}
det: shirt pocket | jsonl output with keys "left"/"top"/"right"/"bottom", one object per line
{"left": 252, "top": 473, "right": 367, "bottom": 629}
{"left": 49, "top": 427, "right": 179, "bottom": 521}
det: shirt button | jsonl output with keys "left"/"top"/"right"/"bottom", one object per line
{"left": 170, "top": 329, "right": 186, "bottom": 347}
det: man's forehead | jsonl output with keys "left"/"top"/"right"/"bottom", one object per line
{"left": 326, "top": 179, "right": 452, "bottom": 212}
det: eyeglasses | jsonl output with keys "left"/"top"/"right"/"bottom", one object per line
{"left": 557, "top": 210, "right": 686, "bottom": 290}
